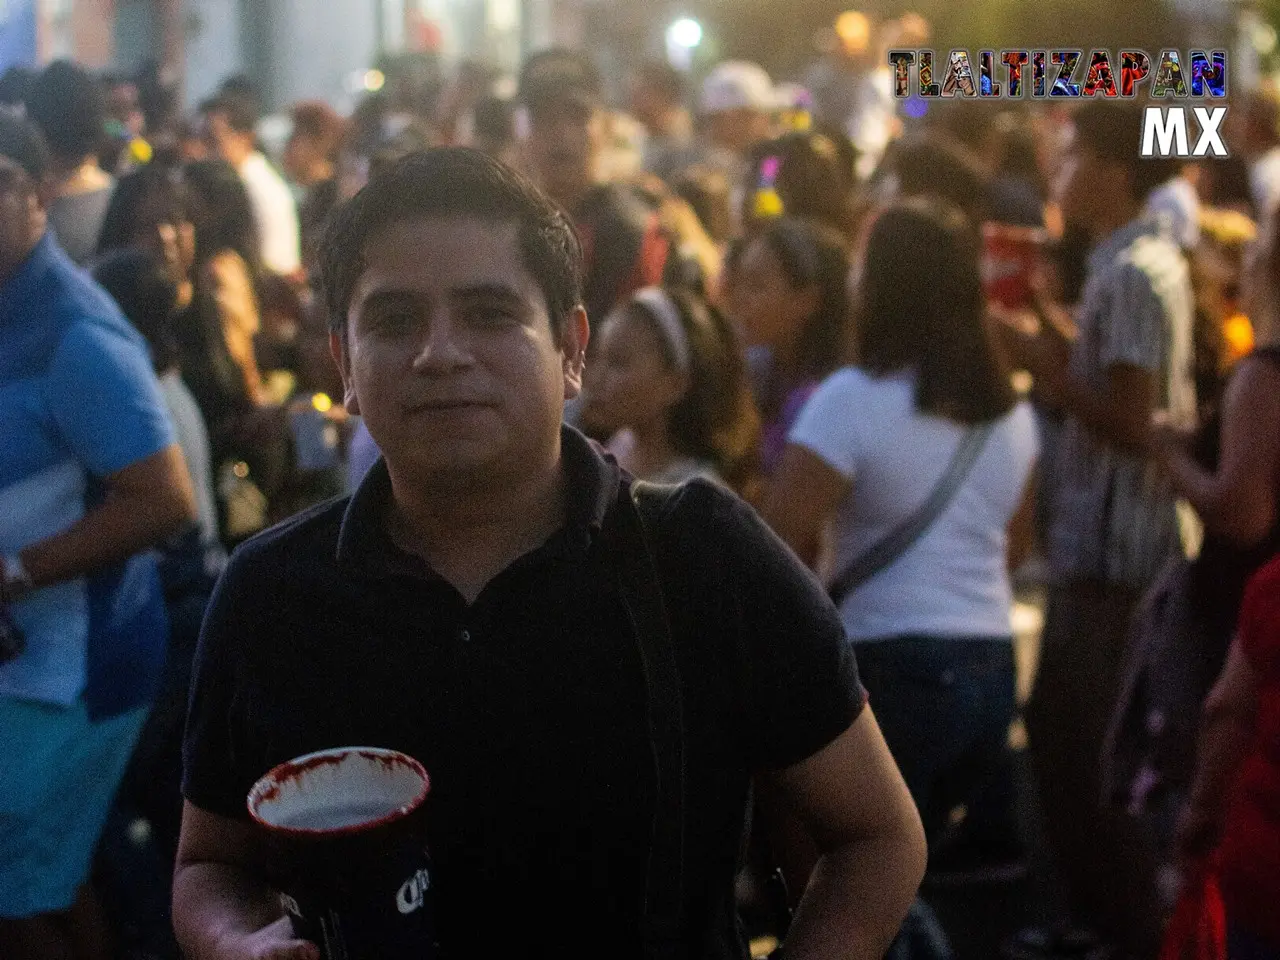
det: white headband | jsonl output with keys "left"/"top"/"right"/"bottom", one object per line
{"left": 629, "top": 287, "right": 691, "bottom": 372}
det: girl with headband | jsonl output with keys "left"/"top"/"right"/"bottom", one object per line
{"left": 581, "top": 286, "right": 760, "bottom": 497}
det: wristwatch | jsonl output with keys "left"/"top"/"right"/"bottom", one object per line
{"left": 3, "top": 554, "right": 35, "bottom": 601}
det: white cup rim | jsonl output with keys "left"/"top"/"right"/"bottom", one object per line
{"left": 246, "top": 746, "right": 430, "bottom": 838}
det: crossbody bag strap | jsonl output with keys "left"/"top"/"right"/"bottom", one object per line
{"left": 602, "top": 478, "right": 688, "bottom": 959}
{"left": 828, "top": 422, "right": 996, "bottom": 609}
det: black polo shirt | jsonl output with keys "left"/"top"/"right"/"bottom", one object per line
{"left": 183, "top": 427, "right": 864, "bottom": 959}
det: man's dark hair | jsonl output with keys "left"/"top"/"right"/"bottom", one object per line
{"left": 857, "top": 197, "right": 1015, "bottom": 425}
{"left": 891, "top": 132, "right": 990, "bottom": 225}
{"left": 25, "top": 60, "right": 106, "bottom": 164}
{"left": 636, "top": 61, "right": 685, "bottom": 106}
{"left": 473, "top": 96, "right": 516, "bottom": 147}
{"left": 518, "top": 49, "right": 602, "bottom": 112}
{"left": 320, "top": 147, "right": 583, "bottom": 336}
{"left": 219, "top": 74, "right": 261, "bottom": 114}
{"left": 1072, "top": 100, "right": 1177, "bottom": 203}
{"left": 0, "top": 110, "right": 51, "bottom": 182}
{"left": 201, "top": 91, "right": 259, "bottom": 135}
{"left": 0, "top": 67, "right": 35, "bottom": 107}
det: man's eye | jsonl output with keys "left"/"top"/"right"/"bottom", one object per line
{"left": 468, "top": 305, "right": 517, "bottom": 325}
{"left": 368, "top": 310, "right": 416, "bottom": 332}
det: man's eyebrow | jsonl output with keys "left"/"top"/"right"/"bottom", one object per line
{"left": 357, "top": 289, "right": 421, "bottom": 311}
{"left": 450, "top": 283, "right": 526, "bottom": 304}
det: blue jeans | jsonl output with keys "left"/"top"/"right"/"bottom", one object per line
{"left": 855, "top": 636, "right": 1017, "bottom": 844}
{"left": 856, "top": 636, "right": 1017, "bottom": 960}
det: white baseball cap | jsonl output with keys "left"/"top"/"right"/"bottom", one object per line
{"left": 700, "top": 61, "right": 776, "bottom": 114}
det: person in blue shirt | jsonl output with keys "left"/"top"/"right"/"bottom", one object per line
{"left": 0, "top": 116, "right": 197, "bottom": 960}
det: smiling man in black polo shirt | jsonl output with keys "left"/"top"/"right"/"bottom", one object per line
{"left": 172, "top": 148, "right": 925, "bottom": 960}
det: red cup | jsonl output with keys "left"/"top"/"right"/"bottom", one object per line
{"left": 982, "top": 223, "right": 1046, "bottom": 310}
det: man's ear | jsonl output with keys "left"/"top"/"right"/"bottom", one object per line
{"left": 561, "top": 305, "right": 591, "bottom": 400}
{"left": 329, "top": 331, "right": 360, "bottom": 416}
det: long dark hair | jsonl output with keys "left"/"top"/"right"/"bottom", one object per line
{"left": 856, "top": 197, "right": 1015, "bottom": 425}
{"left": 92, "top": 249, "right": 180, "bottom": 373}
{"left": 181, "top": 158, "right": 261, "bottom": 272}
{"left": 97, "top": 164, "right": 188, "bottom": 255}
{"left": 175, "top": 160, "right": 261, "bottom": 428}
{"left": 756, "top": 217, "right": 853, "bottom": 383}
{"left": 627, "top": 288, "right": 761, "bottom": 497}
{"left": 743, "top": 132, "right": 858, "bottom": 238}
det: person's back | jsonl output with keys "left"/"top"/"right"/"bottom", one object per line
{"left": 25, "top": 60, "right": 116, "bottom": 265}
{"left": 765, "top": 198, "right": 1033, "bottom": 956}
{"left": 791, "top": 367, "right": 1036, "bottom": 640}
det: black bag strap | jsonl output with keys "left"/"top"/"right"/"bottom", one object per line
{"left": 602, "top": 478, "right": 689, "bottom": 959}
{"left": 828, "top": 422, "right": 995, "bottom": 608}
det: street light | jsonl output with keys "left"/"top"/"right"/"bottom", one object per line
{"left": 666, "top": 17, "right": 703, "bottom": 71}
{"left": 668, "top": 18, "right": 703, "bottom": 50}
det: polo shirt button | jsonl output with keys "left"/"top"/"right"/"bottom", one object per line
{"left": 458, "top": 628, "right": 471, "bottom": 643}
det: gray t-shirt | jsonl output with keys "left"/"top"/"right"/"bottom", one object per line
{"left": 47, "top": 185, "right": 114, "bottom": 265}
{"left": 159, "top": 370, "right": 220, "bottom": 550}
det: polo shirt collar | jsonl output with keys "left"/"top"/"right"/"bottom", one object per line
{"left": 1087, "top": 215, "right": 1158, "bottom": 275}
{"left": 0, "top": 233, "right": 61, "bottom": 326}
{"left": 334, "top": 425, "right": 620, "bottom": 577}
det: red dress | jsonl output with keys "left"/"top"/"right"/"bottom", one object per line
{"left": 1219, "top": 556, "right": 1280, "bottom": 947}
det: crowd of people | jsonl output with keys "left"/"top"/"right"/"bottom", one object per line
{"left": 2, "top": 13, "right": 1280, "bottom": 960}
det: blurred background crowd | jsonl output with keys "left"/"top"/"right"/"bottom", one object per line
{"left": 4, "top": 1, "right": 1280, "bottom": 960}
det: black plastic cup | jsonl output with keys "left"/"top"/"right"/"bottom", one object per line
{"left": 247, "top": 747, "right": 437, "bottom": 960}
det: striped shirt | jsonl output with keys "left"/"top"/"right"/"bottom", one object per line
{"left": 1048, "top": 217, "right": 1196, "bottom": 589}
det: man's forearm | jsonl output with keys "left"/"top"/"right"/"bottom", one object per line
{"left": 782, "top": 828, "right": 926, "bottom": 960}
{"left": 21, "top": 485, "right": 191, "bottom": 588}
{"left": 173, "top": 861, "right": 284, "bottom": 960}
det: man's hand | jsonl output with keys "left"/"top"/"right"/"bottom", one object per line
{"left": 217, "top": 917, "right": 319, "bottom": 960}
{"left": 1148, "top": 410, "right": 1196, "bottom": 466}
{"left": 1021, "top": 314, "right": 1074, "bottom": 408}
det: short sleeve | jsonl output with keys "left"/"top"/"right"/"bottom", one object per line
{"left": 46, "top": 321, "right": 175, "bottom": 477}
{"left": 1100, "top": 261, "right": 1166, "bottom": 373}
{"left": 1238, "top": 558, "right": 1280, "bottom": 677}
{"left": 787, "top": 369, "right": 863, "bottom": 478}
{"left": 182, "top": 553, "right": 257, "bottom": 819}
{"left": 703, "top": 487, "right": 866, "bottom": 770}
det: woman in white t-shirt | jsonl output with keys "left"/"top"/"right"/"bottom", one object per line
{"left": 765, "top": 196, "right": 1039, "bottom": 862}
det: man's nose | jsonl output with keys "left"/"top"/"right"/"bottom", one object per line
{"left": 412, "top": 317, "right": 472, "bottom": 373}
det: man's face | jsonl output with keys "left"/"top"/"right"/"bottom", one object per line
{"left": 201, "top": 110, "right": 244, "bottom": 163}
{"left": 335, "top": 215, "right": 587, "bottom": 485}
{"left": 709, "top": 108, "right": 771, "bottom": 155}
{"left": 1056, "top": 146, "right": 1110, "bottom": 232}
{"left": 526, "top": 98, "right": 600, "bottom": 206}
{"left": 629, "top": 79, "right": 664, "bottom": 130}
{"left": 0, "top": 161, "right": 44, "bottom": 281}
{"left": 282, "top": 132, "right": 321, "bottom": 185}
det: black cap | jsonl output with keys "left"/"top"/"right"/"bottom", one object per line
{"left": 518, "top": 49, "right": 602, "bottom": 110}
